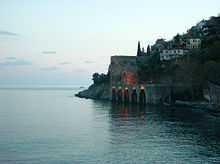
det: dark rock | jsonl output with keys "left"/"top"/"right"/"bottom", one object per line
{"left": 75, "top": 82, "right": 110, "bottom": 100}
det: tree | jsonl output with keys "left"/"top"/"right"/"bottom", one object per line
{"left": 173, "top": 34, "right": 181, "bottom": 48}
{"left": 147, "top": 45, "right": 151, "bottom": 55}
{"left": 203, "top": 16, "right": 220, "bottom": 48}
{"left": 137, "top": 41, "right": 142, "bottom": 56}
{"left": 92, "top": 73, "right": 109, "bottom": 84}
{"left": 92, "top": 73, "right": 100, "bottom": 84}
{"left": 136, "top": 52, "right": 161, "bottom": 82}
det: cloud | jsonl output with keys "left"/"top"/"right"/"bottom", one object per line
{"left": 84, "top": 60, "right": 95, "bottom": 64}
{"left": 42, "top": 51, "right": 56, "bottom": 54}
{"left": 40, "top": 66, "right": 59, "bottom": 71}
{"left": 5, "top": 57, "right": 17, "bottom": 60}
{"left": 0, "top": 30, "right": 18, "bottom": 36}
{"left": 0, "top": 58, "right": 32, "bottom": 67}
{"left": 59, "top": 62, "right": 71, "bottom": 65}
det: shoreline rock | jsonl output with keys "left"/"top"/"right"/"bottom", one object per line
{"left": 75, "top": 82, "right": 110, "bottom": 100}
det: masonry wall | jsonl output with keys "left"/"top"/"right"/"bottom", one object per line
{"left": 208, "top": 82, "right": 220, "bottom": 106}
{"left": 109, "top": 56, "right": 138, "bottom": 86}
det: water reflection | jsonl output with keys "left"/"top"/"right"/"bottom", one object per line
{"left": 110, "top": 103, "right": 146, "bottom": 123}
{"left": 92, "top": 100, "right": 220, "bottom": 163}
{"left": 1, "top": 89, "right": 220, "bottom": 163}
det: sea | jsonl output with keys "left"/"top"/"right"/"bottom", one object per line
{"left": 0, "top": 86, "right": 220, "bottom": 164}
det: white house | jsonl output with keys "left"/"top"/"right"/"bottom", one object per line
{"left": 186, "top": 38, "right": 201, "bottom": 49}
{"left": 160, "top": 49, "right": 188, "bottom": 61}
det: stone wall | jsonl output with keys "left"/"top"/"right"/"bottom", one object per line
{"left": 108, "top": 56, "right": 138, "bottom": 86}
{"left": 208, "top": 82, "right": 220, "bottom": 106}
{"left": 110, "top": 83, "right": 198, "bottom": 105}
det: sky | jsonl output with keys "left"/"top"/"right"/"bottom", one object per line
{"left": 0, "top": 0, "right": 219, "bottom": 86}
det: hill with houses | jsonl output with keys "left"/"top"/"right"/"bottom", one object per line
{"left": 77, "top": 15, "right": 220, "bottom": 106}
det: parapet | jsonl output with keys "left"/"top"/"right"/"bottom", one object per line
{"left": 110, "top": 56, "right": 137, "bottom": 65}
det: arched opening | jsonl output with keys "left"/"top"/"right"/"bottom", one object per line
{"left": 131, "top": 87, "right": 137, "bottom": 104}
{"left": 123, "top": 87, "right": 129, "bottom": 103}
{"left": 139, "top": 86, "right": 146, "bottom": 105}
{"left": 112, "top": 87, "right": 116, "bottom": 102}
{"left": 117, "top": 87, "right": 123, "bottom": 102}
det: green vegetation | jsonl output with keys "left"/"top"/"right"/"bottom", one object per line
{"left": 135, "top": 15, "right": 220, "bottom": 101}
{"left": 147, "top": 45, "right": 151, "bottom": 55}
{"left": 172, "top": 33, "right": 182, "bottom": 48}
{"left": 204, "top": 61, "right": 220, "bottom": 85}
{"left": 187, "top": 16, "right": 220, "bottom": 85}
{"left": 203, "top": 16, "right": 220, "bottom": 48}
{"left": 137, "top": 52, "right": 161, "bottom": 82}
{"left": 137, "top": 41, "right": 142, "bottom": 56}
{"left": 92, "top": 73, "right": 109, "bottom": 85}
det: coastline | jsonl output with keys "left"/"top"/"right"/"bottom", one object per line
{"left": 75, "top": 83, "right": 110, "bottom": 100}
{"left": 76, "top": 83, "right": 220, "bottom": 113}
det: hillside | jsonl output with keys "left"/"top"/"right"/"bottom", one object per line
{"left": 76, "top": 15, "right": 220, "bottom": 104}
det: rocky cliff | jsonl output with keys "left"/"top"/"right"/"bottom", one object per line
{"left": 75, "top": 82, "right": 110, "bottom": 100}
{"left": 76, "top": 55, "right": 138, "bottom": 100}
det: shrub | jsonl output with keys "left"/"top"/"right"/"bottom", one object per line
{"left": 92, "top": 73, "right": 109, "bottom": 85}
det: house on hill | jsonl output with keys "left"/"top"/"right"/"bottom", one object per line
{"left": 156, "top": 35, "right": 202, "bottom": 61}
{"left": 186, "top": 38, "right": 201, "bottom": 49}
{"left": 160, "top": 49, "right": 188, "bottom": 61}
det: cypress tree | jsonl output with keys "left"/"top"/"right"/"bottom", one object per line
{"left": 137, "top": 41, "right": 142, "bottom": 56}
{"left": 147, "top": 44, "right": 151, "bottom": 55}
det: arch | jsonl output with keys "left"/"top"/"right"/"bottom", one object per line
{"left": 117, "top": 88, "right": 123, "bottom": 102}
{"left": 139, "top": 87, "right": 146, "bottom": 105}
{"left": 112, "top": 87, "right": 117, "bottom": 102}
{"left": 123, "top": 88, "right": 129, "bottom": 103}
{"left": 131, "top": 88, "right": 137, "bottom": 104}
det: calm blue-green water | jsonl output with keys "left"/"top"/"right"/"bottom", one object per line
{"left": 0, "top": 88, "right": 220, "bottom": 164}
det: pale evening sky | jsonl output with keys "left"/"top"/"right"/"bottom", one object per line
{"left": 0, "top": 0, "right": 219, "bottom": 86}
